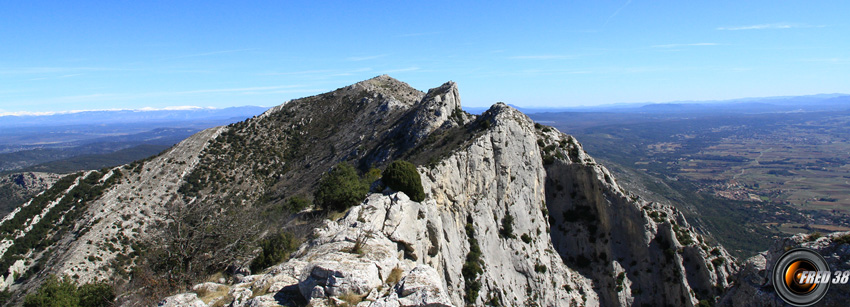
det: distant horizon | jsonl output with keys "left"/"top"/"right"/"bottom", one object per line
{"left": 2, "top": 1, "right": 848, "bottom": 114}
{"left": 2, "top": 91, "right": 848, "bottom": 117}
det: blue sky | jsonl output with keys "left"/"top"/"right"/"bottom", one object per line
{"left": 1, "top": 1, "right": 848, "bottom": 114}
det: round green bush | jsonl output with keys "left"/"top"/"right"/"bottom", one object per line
{"left": 314, "top": 163, "right": 369, "bottom": 211}
{"left": 382, "top": 160, "right": 425, "bottom": 202}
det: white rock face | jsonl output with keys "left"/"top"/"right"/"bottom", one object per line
{"left": 158, "top": 293, "right": 207, "bottom": 307}
{"left": 403, "top": 80, "right": 462, "bottom": 144}
{"left": 544, "top": 152, "right": 737, "bottom": 306}
{"left": 396, "top": 265, "right": 452, "bottom": 306}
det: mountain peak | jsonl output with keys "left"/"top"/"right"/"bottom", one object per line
{"left": 1, "top": 77, "right": 738, "bottom": 307}
{"left": 351, "top": 75, "right": 421, "bottom": 95}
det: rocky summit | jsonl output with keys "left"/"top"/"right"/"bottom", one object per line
{"left": 2, "top": 76, "right": 739, "bottom": 306}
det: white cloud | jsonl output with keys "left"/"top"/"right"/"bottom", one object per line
{"left": 0, "top": 67, "right": 123, "bottom": 75}
{"left": 172, "top": 85, "right": 304, "bottom": 95}
{"left": 260, "top": 68, "right": 373, "bottom": 76}
{"left": 396, "top": 31, "right": 441, "bottom": 38}
{"left": 28, "top": 73, "right": 83, "bottom": 81}
{"left": 3, "top": 84, "right": 309, "bottom": 109}
{"left": 346, "top": 54, "right": 388, "bottom": 61}
{"left": 158, "top": 49, "right": 257, "bottom": 61}
{"left": 381, "top": 67, "right": 420, "bottom": 73}
{"left": 717, "top": 23, "right": 824, "bottom": 30}
{"left": 801, "top": 58, "right": 850, "bottom": 64}
{"left": 651, "top": 43, "right": 719, "bottom": 48}
{"left": 509, "top": 55, "right": 578, "bottom": 60}
{"left": 136, "top": 106, "right": 208, "bottom": 111}
{"left": 0, "top": 106, "right": 218, "bottom": 117}
{"left": 604, "top": 0, "right": 632, "bottom": 27}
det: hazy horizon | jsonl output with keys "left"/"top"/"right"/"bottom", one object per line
{"left": 2, "top": 90, "right": 849, "bottom": 118}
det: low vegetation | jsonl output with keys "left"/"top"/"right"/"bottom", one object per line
{"left": 23, "top": 276, "right": 114, "bottom": 307}
{"left": 284, "top": 195, "right": 312, "bottom": 213}
{"left": 314, "top": 163, "right": 370, "bottom": 212}
{"left": 249, "top": 232, "right": 300, "bottom": 273}
{"left": 1, "top": 169, "right": 122, "bottom": 283}
{"left": 534, "top": 263, "right": 547, "bottom": 273}
{"left": 807, "top": 232, "right": 823, "bottom": 241}
{"left": 462, "top": 216, "right": 483, "bottom": 304}
{"left": 615, "top": 272, "right": 626, "bottom": 292}
{"left": 385, "top": 267, "right": 404, "bottom": 285}
{"left": 382, "top": 160, "right": 425, "bottom": 202}
{"left": 499, "top": 210, "right": 515, "bottom": 239}
{"left": 833, "top": 234, "right": 850, "bottom": 245}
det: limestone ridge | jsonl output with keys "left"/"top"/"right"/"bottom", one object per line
{"left": 160, "top": 80, "right": 738, "bottom": 306}
{"left": 1, "top": 76, "right": 739, "bottom": 307}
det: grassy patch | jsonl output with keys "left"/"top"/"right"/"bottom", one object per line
{"left": 385, "top": 267, "right": 404, "bottom": 285}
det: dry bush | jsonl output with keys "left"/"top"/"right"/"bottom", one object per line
{"left": 385, "top": 267, "right": 404, "bottom": 285}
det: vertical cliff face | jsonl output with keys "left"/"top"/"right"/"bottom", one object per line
{"left": 542, "top": 142, "right": 737, "bottom": 306}
{"left": 412, "top": 103, "right": 599, "bottom": 306}
{"left": 3, "top": 76, "right": 739, "bottom": 306}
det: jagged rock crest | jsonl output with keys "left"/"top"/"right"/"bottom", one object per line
{"left": 1, "top": 76, "right": 739, "bottom": 307}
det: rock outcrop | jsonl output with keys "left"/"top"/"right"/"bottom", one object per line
{"left": 0, "top": 172, "right": 61, "bottom": 217}
{"left": 401, "top": 81, "right": 462, "bottom": 146}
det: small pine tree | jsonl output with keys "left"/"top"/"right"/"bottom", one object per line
{"left": 382, "top": 160, "right": 425, "bottom": 202}
{"left": 314, "top": 163, "right": 369, "bottom": 211}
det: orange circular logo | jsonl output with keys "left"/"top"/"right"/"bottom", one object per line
{"left": 784, "top": 259, "right": 817, "bottom": 294}
{"left": 773, "top": 248, "right": 831, "bottom": 306}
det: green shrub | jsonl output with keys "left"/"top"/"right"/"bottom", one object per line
{"left": 23, "top": 276, "right": 114, "bottom": 307}
{"left": 250, "top": 232, "right": 300, "bottom": 273}
{"left": 499, "top": 211, "right": 515, "bottom": 239}
{"left": 615, "top": 272, "right": 626, "bottom": 292}
{"left": 710, "top": 248, "right": 722, "bottom": 257}
{"left": 364, "top": 167, "right": 382, "bottom": 184}
{"left": 314, "top": 163, "right": 369, "bottom": 211}
{"left": 382, "top": 160, "right": 425, "bottom": 202}
{"left": 534, "top": 263, "right": 547, "bottom": 273}
{"left": 833, "top": 234, "right": 850, "bottom": 245}
{"left": 285, "top": 196, "right": 311, "bottom": 213}
{"left": 462, "top": 217, "right": 483, "bottom": 303}
{"left": 77, "top": 282, "right": 115, "bottom": 307}
{"left": 711, "top": 257, "right": 725, "bottom": 267}
{"left": 521, "top": 233, "right": 532, "bottom": 243}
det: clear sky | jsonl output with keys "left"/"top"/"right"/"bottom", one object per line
{"left": 1, "top": 1, "right": 848, "bottom": 114}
